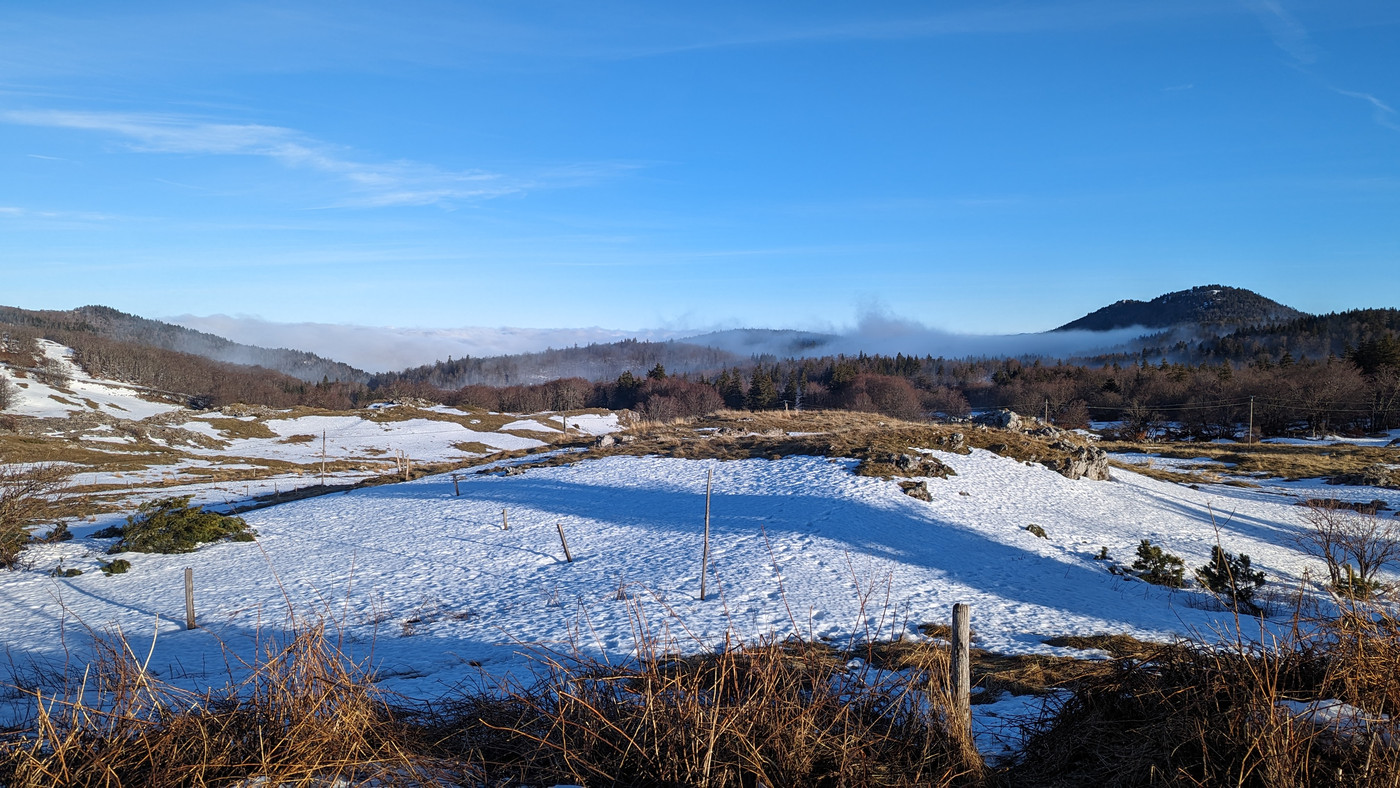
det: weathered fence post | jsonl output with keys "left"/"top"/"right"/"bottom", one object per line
{"left": 700, "top": 467, "right": 712, "bottom": 600}
{"left": 502, "top": 508, "right": 509, "bottom": 530}
{"left": 951, "top": 603, "right": 970, "bottom": 727}
{"left": 556, "top": 522, "right": 573, "bottom": 563}
{"left": 451, "top": 473, "right": 460, "bottom": 496}
{"left": 185, "top": 567, "right": 197, "bottom": 630}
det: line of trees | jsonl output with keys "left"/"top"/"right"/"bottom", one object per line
{"left": 6, "top": 321, "right": 1400, "bottom": 438}
{"left": 383, "top": 349, "right": 1400, "bottom": 438}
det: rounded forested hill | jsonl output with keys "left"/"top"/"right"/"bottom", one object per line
{"left": 1054, "top": 285, "right": 1305, "bottom": 332}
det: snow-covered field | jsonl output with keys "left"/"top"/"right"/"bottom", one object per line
{"left": 9, "top": 444, "right": 1396, "bottom": 708}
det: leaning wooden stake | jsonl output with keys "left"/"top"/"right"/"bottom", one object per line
{"left": 700, "top": 467, "right": 712, "bottom": 600}
{"left": 951, "top": 603, "right": 971, "bottom": 727}
{"left": 184, "top": 567, "right": 197, "bottom": 630}
{"left": 556, "top": 522, "right": 573, "bottom": 562}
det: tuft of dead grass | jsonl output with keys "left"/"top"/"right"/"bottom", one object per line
{"left": 428, "top": 594, "right": 986, "bottom": 787}
{"left": 1008, "top": 603, "right": 1400, "bottom": 787}
{"left": 0, "top": 621, "right": 445, "bottom": 787}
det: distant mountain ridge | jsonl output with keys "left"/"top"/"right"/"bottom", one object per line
{"left": 1054, "top": 285, "right": 1304, "bottom": 332}
{"left": 0, "top": 305, "right": 369, "bottom": 384}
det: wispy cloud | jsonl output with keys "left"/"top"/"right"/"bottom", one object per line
{"left": 1333, "top": 88, "right": 1400, "bottom": 132}
{"left": 0, "top": 205, "right": 115, "bottom": 222}
{"left": 1247, "top": 0, "right": 1316, "bottom": 64}
{"left": 591, "top": 2, "right": 1233, "bottom": 60}
{"left": 1242, "top": 3, "right": 1398, "bottom": 134}
{"left": 1, "top": 109, "right": 616, "bottom": 207}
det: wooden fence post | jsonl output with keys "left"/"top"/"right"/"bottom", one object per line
{"left": 700, "top": 467, "right": 712, "bottom": 600}
{"left": 502, "top": 509, "right": 509, "bottom": 530}
{"left": 556, "top": 522, "right": 573, "bottom": 562}
{"left": 185, "top": 567, "right": 197, "bottom": 630}
{"left": 451, "top": 473, "right": 460, "bottom": 496}
{"left": 951, "top": 603, "right": 970, "bottom": 727}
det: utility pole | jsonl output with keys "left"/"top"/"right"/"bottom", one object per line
{"left": 1248, "top": 396, "right": 1255, "bottom": 445}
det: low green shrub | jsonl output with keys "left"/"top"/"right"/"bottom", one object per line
{"left": 109, "top": 496, "right": 254, "bottom": 554}
{"left": 1195, "top": 545, "right": 1266, "bottom": 611}
{"left": 1132, "top": 539, "right": 1185, "bottom": 588}
{"left": 100, "top": 558, "right": 130, "bottom": 575}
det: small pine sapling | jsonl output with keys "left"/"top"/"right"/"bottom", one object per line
{"left": 1195, "top": 545, "right": 1266, "bottom": 611}
{"left": 1132, "top": 539, "right": 1186, "bottom": 588}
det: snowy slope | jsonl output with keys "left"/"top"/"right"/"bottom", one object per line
{"left": 1, "top": 339, "right": 184, "bottom": 420}
{"left": 7, "top": 447, "right": 1382, "bottom": 711}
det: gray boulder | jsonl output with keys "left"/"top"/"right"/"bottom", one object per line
{"left": 973, "top": 409, "right": 1023, "bottom": 431}
{"left": 1042, "top": 445, "right": 1111, "bottom": 481}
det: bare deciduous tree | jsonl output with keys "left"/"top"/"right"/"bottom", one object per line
{"left": 0, "top": 376, "right": 17, "bottom": 411}
{"left": 0, "top": 463, "right": 75, "bottom": 570}
{"left": 1297, "top": 502, "right": 1400, "bottom": 596}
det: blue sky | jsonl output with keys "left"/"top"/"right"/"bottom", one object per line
{"left": 2, "top": 1, "right": 1398, "bottom": 338}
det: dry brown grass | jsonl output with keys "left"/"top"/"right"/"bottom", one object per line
{"left": 0, "top": 622, "right": 443, "bottom": 787}
{"left": 1102, "top": 439, "right": 1398, "bottom": 483}
{"left": 429, "top": 593, "right": 986, "bottom": 787}
{"left": 0, "top": 606, "right": 988, "bottom": 786}
{"left": 196, "top": 417, "right": 278, "bottom": 440}
{"left": 0, "top": 434, "right": 180, "bottom": 471}
{"left": 277, "top": 433, "right": 317, "bottom": 444}
{"left": 1007, "top": 603, "right": 1400, "bottom": 787}
{"left": 8, "top": 593, "right": 1399, "bottom": 787}
{"left": 451, "top": 440, "right": 500, "bottom": 455}
{"left": 1107, "top": 459, "right": 1263, "bottom": 488}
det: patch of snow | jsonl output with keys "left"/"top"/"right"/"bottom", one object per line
{"left": 501, "top": 419, "right": 559, "bottom": 433}
{"left": 1277, "top": 699, "right": 1393, "bottom": 745}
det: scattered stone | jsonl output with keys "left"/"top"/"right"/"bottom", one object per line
{"left": 1326, "top": 464, "right": 1400, "bottom": 489}
{"left": 900, "top": 480, "right": 932, "bottom": 501}
{"left": 594, "top": 434, "right": 616, "bottom": 449}
{"left": 873, "top": 452, "right": 955, "bottom": 479}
